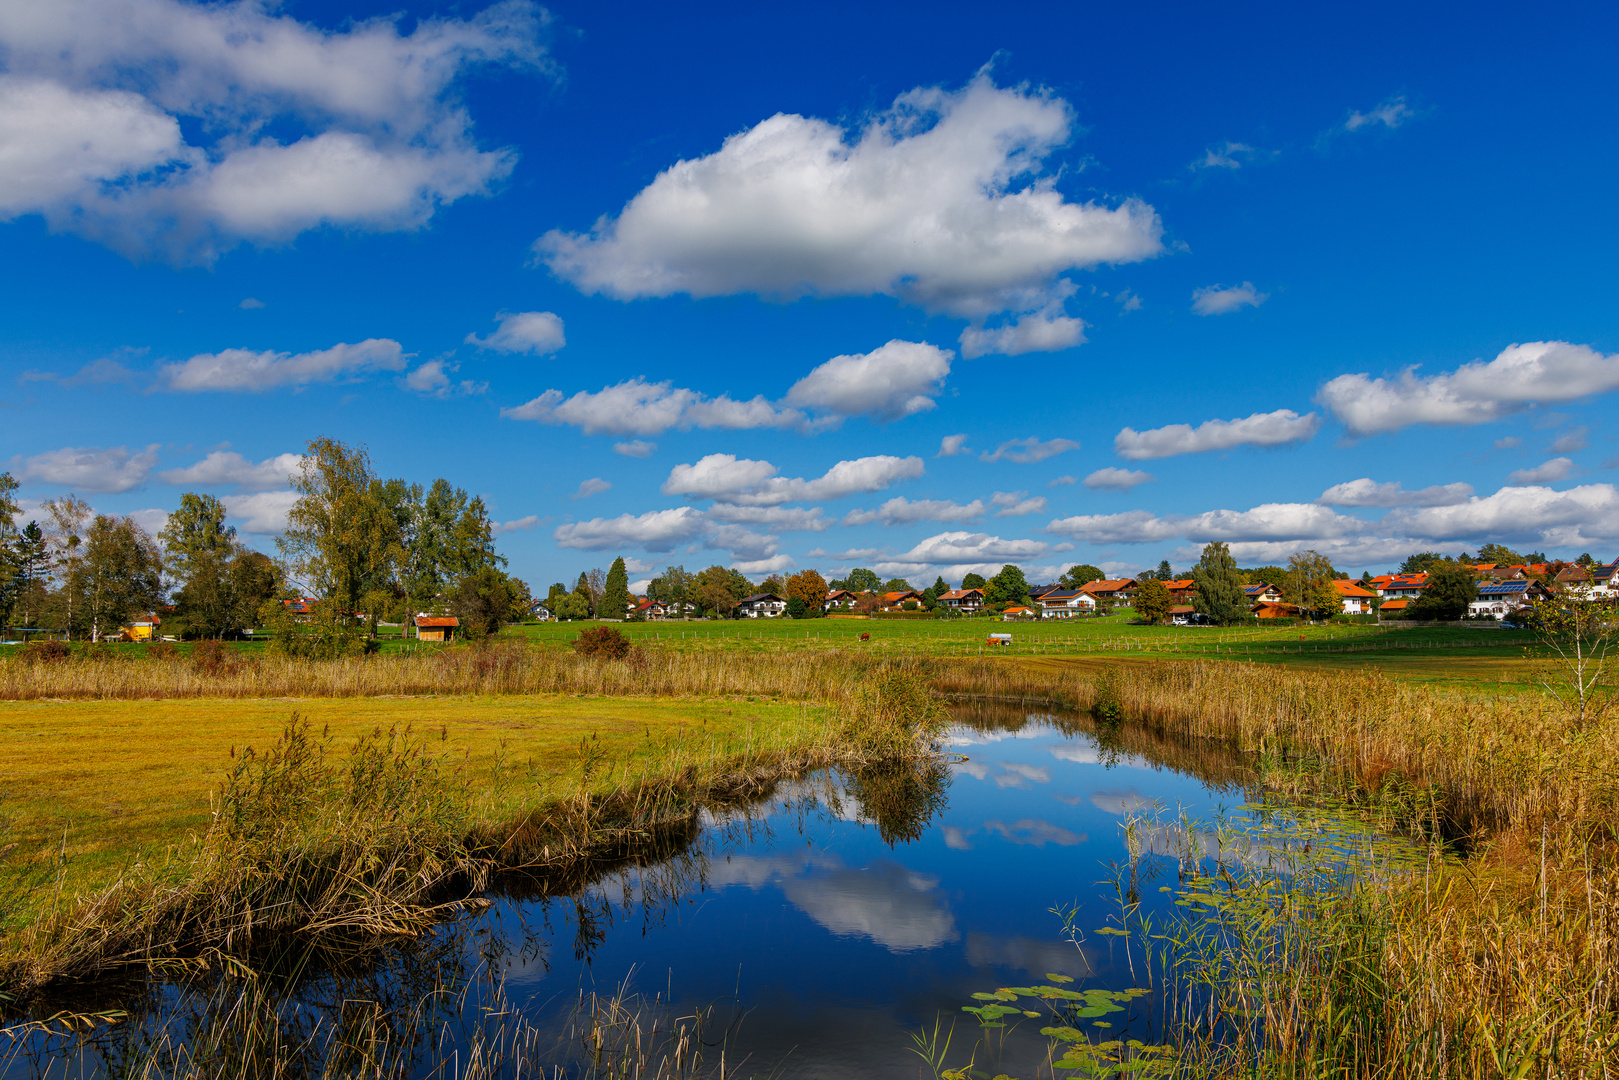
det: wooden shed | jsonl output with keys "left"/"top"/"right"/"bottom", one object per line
{"left": 414, "top": 615, "right": 459, "bottom": 642}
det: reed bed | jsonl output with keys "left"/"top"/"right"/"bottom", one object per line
{"left": 925, "top": 657, "right": 1619, "bottom": 1078}
{"left": 0, "top": 642, "right": 867, "bottom": 703}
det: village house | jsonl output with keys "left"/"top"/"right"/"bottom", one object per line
{"left": 1243, "top": 583, "right": 1283, "bottom": 604}
{"left": 1169, "top": 605, "right": 1202, "bottom": 625}
{"left": 1081, "top": 579, "right": 1138, "bottom": 604}
{"left": 1330, "top": 579, "right": 1378, "bottom": 615}
{"left": 414, "top": 615, "right": 458, "bottom": 641}
{"left": 1001, "top": 605, "right": 1036, "bottom": 620}
{"left": 736, "top": 592, "right": 787, "bottom": 618}
{"left": 1377, "top": 598, "right": 1411, "bottom": 620}
{"left": 937, "top": 588, "right": 985, "bottom": 614}
{"left": 878, "top": 589, "right": 925, "bottom": 611}
{"left": 1036, "top": 588, "right": 1095, "bottom": 618}
{"left": 1252, "top": 601, "right": 1301, "bottom": 619}
{"left": 823, "top": 589, "right": 863, "bottom": 612}
{"left": 1164, "top": 579, "right": 1197, "bottom": 603}
{"left": 120, "top": 613, "right": 162, "bottom": 642}
{"left": 1468, "top": 580, "right": 1550, "bottom": 620}
{"left": 1369, "top": 573, "right": 1428, "bottom": 600}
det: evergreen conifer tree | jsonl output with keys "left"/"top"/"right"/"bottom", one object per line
{"left": 603, "top": 556, "right": 630, "bottom": 619}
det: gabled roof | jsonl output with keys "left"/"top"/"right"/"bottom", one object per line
{"left": 415, "top": 615, "right": 459, "bottom": 627}
{"left": 1331, "top": 580, "right": 1376, "bottom": 598}
{"left": 1002, "top": 605, "right": 1034, "bottom": 614}
{"left": 1479, "top": 581, "right": 1531, "bottom": 596}
{"left": 879, "top": 590, "right": 922, "bottom": 603}
{"left": 1244, "top": 583, "right": 1280, "bottom": 596}
{"left": 1039, "top": 588, "right": 1087, "bottom": 601}
{"left": 1168, "top": 605, "right": 1195, "bottom": 614}
{"left": 939, "top": 588, "right": 984, "bottom": 600}
{"left": 1081, "top": 578, "right": 1136, "bottom": 594}
{"left": 1379, "top": 599, "right": 1411, "bottom": 610}
{"left": 1163, "top": 579, "right": 1195, "bottom": 590}
{"left": 740, "top": 592, "right": 784, "bottom": 604}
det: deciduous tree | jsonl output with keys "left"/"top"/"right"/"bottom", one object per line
{"left": 786, "top": 569, "right": 828, "bottom": 616}
{"left": 1526, "top": 595, "right": 1616, "bottom": 729}
{"left": 693, "top": 565, "right": 742, "bottom": 617}
{"left": 1059, "top": 564, "right": 1104, "bottom": 588}
{"left": 77, "top": 515, "right": 162, "bottom": 641}
{"left": 1191, "top": 541, "right": 1248, "bottom": 626}
{"left": 280, "top": 438, "right": 402, "bottom": 630}
{"left": 1135, "top": 579, "right": 1172, "bottom": 624}
{"left": 962, "top": 572, "right": 987, "bottom": 590}
{"left": 985, "top": 564, "right": 1029, "bottom": 608}
{"left": 1408, "top": 563, "right": 1477, "bottom": 621}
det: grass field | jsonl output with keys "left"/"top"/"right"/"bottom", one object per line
{"left": 0, "top": 693, "right": 832, "bottom": 910}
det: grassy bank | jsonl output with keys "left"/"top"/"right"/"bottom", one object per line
{"left": 0, "top": 652, "right": 948, "bottom": 1004}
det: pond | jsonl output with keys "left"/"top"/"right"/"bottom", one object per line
{"left": 4, "top": 703, "right": 1402, "bottom": 1078}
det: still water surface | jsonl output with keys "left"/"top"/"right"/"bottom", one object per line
{"left": 8, "top": 703, "right": 1279, "bottom": 1077}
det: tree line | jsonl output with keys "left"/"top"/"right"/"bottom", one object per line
{"left": 0, "top": 438, "right": 531, "bottom": 643}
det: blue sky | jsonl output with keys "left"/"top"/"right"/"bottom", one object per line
{"left": 4, "top": 0, "right": 1618, "bottom": 590}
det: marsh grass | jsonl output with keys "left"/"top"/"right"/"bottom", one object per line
{"left": 925, "top": 659, "right": 1619, "bottom": 1078}
{"left": 0, "top": 640, "right": 872, "bottom": 703}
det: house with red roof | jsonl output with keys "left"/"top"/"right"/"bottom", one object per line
{"left": 937, "top": 588, "right": 985, "bottom": 614}
{"left": 414, "top": 615, "right": 459, "bottom": 641}
{"left": 1330, "top": 579, "right": 1378, "bottom": 615}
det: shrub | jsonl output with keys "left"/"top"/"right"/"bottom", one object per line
{"left": 147, "top": 640, "right": 180, "bottom": 661}
{"left": 573, "top": 626, "right": 631, "bottom": 660}
{"left": 191, "top": 639, "right": 245, "bottom": 678}
{"left": 842, "top": 666, "right": 948, "bottom": 761}
{"left": 19, "top": 640, "right": 70, "bottom": 663}
{"left": 1092, "top": 665, "right": 1124, "bottom": 724}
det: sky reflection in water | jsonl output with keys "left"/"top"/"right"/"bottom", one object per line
{"left": 491, "top": 704, "right": 1251, "bottom": 1076}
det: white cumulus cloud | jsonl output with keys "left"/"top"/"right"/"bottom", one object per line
{"left": 501, "top": 378, "right": 799, "bottom": 436}
{"left": 17, "top": 444, "right": 159, "bottom": 493}
{"left": 161, "top": 338, "right": 407, "bottom": 392}
{"left": 1507, "top": 457, "right": 1576, "bottom": 486}
{"left": 875, "top": 530, "right": 1050, "bottom": 578}
{"left": 614, "top": 440, "right": 656, "bottom": 458}
{"left": 1317, "top": 341, "right": 1619, "bottom": 437}
{"left": 1114, "top": 409, "right": 1320, "bottom": 460}
{"left": 1191, "top": 282, "right": 1268, "bottom": 316}
{"left": 1316, "top": 478, "right": 1474, "bottom": 508}
{"left": 0, "top": 0, "right": 547, "bottom": 262}
{"left": 466, "top": 310, "right": 565, "bottom": 354}
{"left": 991, "top": 491, "right": 1046, "bottom": 516}
{"left": 733, "top": 554, "right": 795, "bottom": 575}
{"left": 704, "top": 505, "right": 831, "bottom": 531}
{"left": 980, "top": 437, "right": 1080, "bottom": 464}
{"left": 937, "top": 434, "right": 970, "bottom": 458}
{"left": 662, "top": 453, "right": 923, "bottom": 507}
{"left": 572, "top": 477, "right": 611, "bottom": 499}
{"left": 1083, "top": 467, "right": 1155, "bottom": 491}
{"left": 536, "top": 72, "right": 1162, "bottom": 319}
{"left": 1384, "top": 484, "right": 1619, "bottom": 546}
{"left": 783, "top": 340, "right": 952, "bottom": 421}
{"left": 843, "top": 497, "right": 986, "bottom": 527}
{"left": 221, "top": 489, "right": 299, "bottom": 534}
{"left": 958, "top": 310, "right": 1085, "bottom": 358}
{"left": 157, "top": 450, "right": 303, "bottom": 491}
{"left": 553, "top": 506, "right": 708, "bottom": 552}
{"left": 1048, "top": 503, "right": 1364, "bottom": 545}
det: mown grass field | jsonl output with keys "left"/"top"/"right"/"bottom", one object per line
{"left": 0, "top": 693, "right": 830, "bottom": 905}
